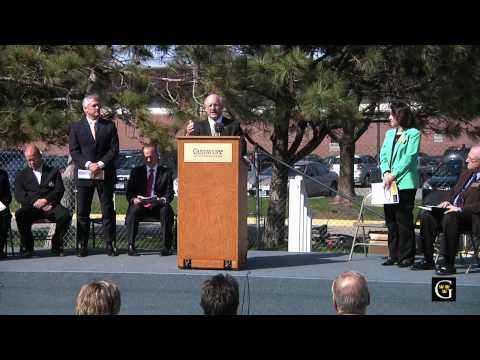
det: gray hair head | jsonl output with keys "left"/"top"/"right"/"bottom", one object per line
{"left": 332, "top": 271, "right": 370, "bottom": 315}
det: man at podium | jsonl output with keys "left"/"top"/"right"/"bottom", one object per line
{"left": 185, "top": 93, "right": 246, "bottom": 156}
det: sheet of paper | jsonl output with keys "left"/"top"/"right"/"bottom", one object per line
{"left": 0, "top": 200, "right": 6, "bottom": 212}
{"left": 371, "top": 182, "right": 399, "bottom": 205}
{"left": 78, "top": 169, "right": 104, "bottom": 180}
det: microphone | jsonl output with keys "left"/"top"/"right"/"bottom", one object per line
{"left": 214, "top": 119, "right": 224, "bottom": 134}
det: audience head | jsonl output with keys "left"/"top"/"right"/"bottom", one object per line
{"left": 200, "top": 273, "right": 239, "bottom": 315}
{"left": 24, "top": 144, "right": 42, "bottom": 171}
{"left": 75, "top": 280, "right": 121, "bottom": 315}
{"left": 332, "top": 271, "right": 370, "bottom": 315}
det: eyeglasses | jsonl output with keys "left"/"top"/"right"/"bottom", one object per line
{"left": 467, "top": 156, "right": 480, "bottom": 162}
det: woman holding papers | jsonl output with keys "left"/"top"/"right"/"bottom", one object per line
{"left": 379, "top": 102, "right": 421, "bottom": 267}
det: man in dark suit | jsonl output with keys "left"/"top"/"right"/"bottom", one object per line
{"left": 14, "top": 145, "right": 71, "bottom": 257}
{"left": 0, "top": 168, "right": 12, "bottom": 258}
{"left": 125, "top": 145, "right": 175, "bottom": 256}
{"left": 185, "top": 93, "right": 246, "bottom": 155}
{"left": 69, "top": 94, "right": 119, "bottom": 257}
{"left": 412, "top": 145, "right": 480, "bottom": 275}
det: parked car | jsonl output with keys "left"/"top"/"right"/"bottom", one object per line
{"left": 443, "top": 146, "right": 469, "bottom": 163}
{"left": 331, "top": 155, "right": 382, "bottom": 187}
{"left": 248, "top": 160, "right": 338, "bottom": 197}
{"left": 302, "top": 154, "right": 324, "bottom": 163}
{"left": 114, "top": 151, "right": 144, "bottom": 193}
{"left": 421, "top": 159, "right": 467, "bottom": 205}
{"left": 323, "top": 155, "right": 336, "bottom": 170}
{"left": 417, "top": 155, "right": 442, "bottom": 183}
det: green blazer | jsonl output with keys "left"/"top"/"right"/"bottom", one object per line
{"left": 379, "top": 127, "right": 421, "bottom": 190}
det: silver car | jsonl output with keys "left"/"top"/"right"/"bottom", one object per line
{"left": 249, "top": 160, "right": 338, "bottom": 197}
{"left": 331, "top": 155, "right": 381, "bottom": 186}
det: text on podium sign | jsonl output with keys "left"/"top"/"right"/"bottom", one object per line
{"left": 183, "top": 143, "right": 233, "bottom": 163}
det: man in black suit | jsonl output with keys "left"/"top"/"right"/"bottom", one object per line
{"left": 69, "top": 94, "right": 119, "bottom": 257}
{"left": 14, "top": 145, "right": 71, "bottom": 257}
{"left": 0, "top": 168, "right": 12, "bottom": 258}
{"left": 412, "top": 145, "right": 480, "bottom": 275}
{"left": 125, "top": 145, "right": 175, "bottom": 256}
{"left": 185, "top": 93, "right": 246, "bottom": 155}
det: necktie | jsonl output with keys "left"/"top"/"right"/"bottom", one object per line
{"left": 144, "top": 168, "right": 154, "bottom": 209}
{"left": 453, "top": 172, "right": 477, "bottom": 207}
{"left": 90, "top": 121, "right": 96, "bottom": 140}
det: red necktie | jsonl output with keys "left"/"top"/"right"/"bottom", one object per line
{"left": 144, "top": 168, "right": 154, "bottom": 209}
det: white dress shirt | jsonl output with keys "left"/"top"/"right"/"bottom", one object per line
{"left": 85, "top": 116, "right": 105, "bottom": 170}
{"left": 146, "top": 164, "right": 167, "bottom": 204}
{"left": 32, "top": 168, "right": 42, "bottom": 185}
{"left": 208, "top": 115, "right": 223, "bottom": 136}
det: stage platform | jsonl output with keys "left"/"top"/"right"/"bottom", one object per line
{"left": 0, "top": 249, "right": 479, "bottom": 315}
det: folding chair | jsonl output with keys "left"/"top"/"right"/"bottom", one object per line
{"left": 348, "top": 192, "right": 388, "bottom": 261}
{"left": 133, "top": 213, "right": 177, "bottom": 253}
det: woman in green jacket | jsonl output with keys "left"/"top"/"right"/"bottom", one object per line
{"left": 379, "top": 102, "right": 421, "bottom": 267}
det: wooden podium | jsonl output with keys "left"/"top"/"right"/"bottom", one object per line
{"left": 176, "top": 136, "right": 248, "bottom": 270}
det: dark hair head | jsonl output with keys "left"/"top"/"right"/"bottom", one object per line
{"left": 200, "top": 274, "right": 239, "bottom": 315}
{"left": 390, "top": 101, "right": 415, "bottom": 129}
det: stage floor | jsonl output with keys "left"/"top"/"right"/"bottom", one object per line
{"left": 1, "top": 250, "right": 479, "bottom": 315}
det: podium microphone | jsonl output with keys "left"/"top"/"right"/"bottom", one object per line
{"left": 214, "top": 120, "right": 224, "bottom": 134}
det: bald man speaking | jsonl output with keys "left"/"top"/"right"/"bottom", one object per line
{"left": 185, "top": 93, "right": 246, "bottom": 155}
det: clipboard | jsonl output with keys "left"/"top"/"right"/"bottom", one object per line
{"left": 371, "top": 181, "right": 399, "bottom": 205}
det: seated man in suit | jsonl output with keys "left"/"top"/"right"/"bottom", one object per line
{"left": 185, "top": 93, "right": 247, "bottom": 156}
{"left": 125, "top": 145, "right": 175, "bottom": 256}
{"left": 0, "top": 167, "right": 12, "bottom": 258}
{"left": 14, "top": 145, "right": 71, "bottom": 257}
{"left": 412, "top": 144, "right": 480, "bottom": 275}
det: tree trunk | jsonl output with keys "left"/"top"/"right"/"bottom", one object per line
{"left": 263, "top": 119, "right": 289, "bottom": 249}
{"left": 335, "top": 127, "right": 356, "bottom": 203}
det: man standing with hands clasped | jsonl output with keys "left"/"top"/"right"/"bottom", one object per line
{"left": 69, "top": 94, "right": 119, "bottom": 257}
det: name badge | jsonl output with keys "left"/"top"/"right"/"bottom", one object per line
{"left": 471, "top": 182, "right": 480, "bottom": 188}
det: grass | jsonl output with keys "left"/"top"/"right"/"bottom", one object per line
{"left": 9, "top": 193, "right": 422, "bottom": 221}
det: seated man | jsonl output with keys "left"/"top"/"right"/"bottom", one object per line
{"left": 125, "top": 145, "right": 175, "bottom": 256}
{"left": 0, "top": 167, "right": 12, "bottom": 258}
{"left": 412, "top": 144, "right": 480, "bottom": 275}
{"left": 200, "top": 273, "right": 239, "bottom": 315}
{"left": 14, "top": 145, "right": 71, "bottom": 257}
{"left": 331, "top": 271, "right": 370, "bottom": 315}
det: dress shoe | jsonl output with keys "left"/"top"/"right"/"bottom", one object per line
{"left": 51, "top": 247, "right": 65, "bottom": 257}
{"left": 397, "top": 259, "right": 414, "bottom": 268}
{"left": 128, "top": 245, "right": 139, "bottom": 256}
{"left": 436, "top": 265, "right": 456, "bottom": 275}
{"left": 381, "top": 258, "right": 397, "bottom": 266}
{"left": 77, "top": 247, "right": 88, "bottom": 257}
{"left": 411, "top": 259, "right": 435, "bottom": 270}
{"left": 106, "top": 244, "right": 114, "bottom": 256}
{"left": 160, "top": 248, "right": 172, "bottom": 256}
{"left": 22, "top": 250, "right": 34, "bottom": 258}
